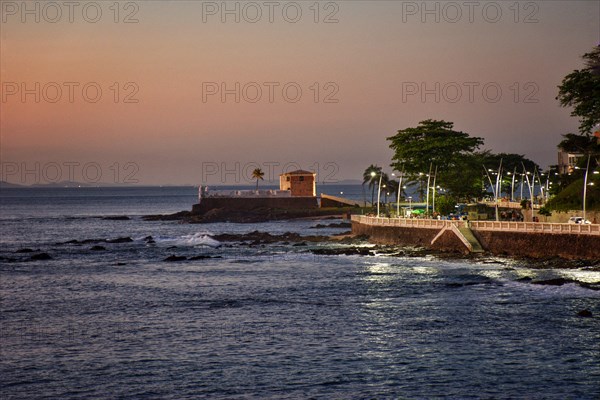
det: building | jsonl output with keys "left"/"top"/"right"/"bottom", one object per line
{"left": 557, "top": 147, "right": 584, "bottom": 175}
{"left": 279, "top": 170, "right": 316, "bottom": 197}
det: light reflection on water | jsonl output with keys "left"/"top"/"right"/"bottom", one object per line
{"left": 1, "top": 187, "right": 599, "bottom": 398}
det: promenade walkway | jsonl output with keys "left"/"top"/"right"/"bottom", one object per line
{"left": 352, "top": 215, "right": 600, "bottom": 236}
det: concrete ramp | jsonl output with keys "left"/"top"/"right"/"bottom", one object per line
{"left": 320, "top": 194, "right": 360, "bottom": 207}
{"left": 430, "top": 224, "right": 484, "bottom": 253}
{"left": 456, "top": 225, "right": 485, "bottom": 253}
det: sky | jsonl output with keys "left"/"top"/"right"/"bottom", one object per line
{"left": 1, "top": 0, "right": 599, "bottom": 186}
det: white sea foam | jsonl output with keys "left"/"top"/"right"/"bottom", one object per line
{"left": 154, "top": 232, "right": 221, "bottom": 248}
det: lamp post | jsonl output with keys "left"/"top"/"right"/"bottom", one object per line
{"left": 408, "top": 196, "right": 412, "bottom": 217}
{"left": 582, "top": 154, "right": 591, "bottom": 221}
{"left": 509, "top": 168, "right": 516, "bottom": 202}
{"left": 392, "top": 171, "right": 404, "bottom": 218}
{"left": 372, "top": 171, "right": 383, "bottom": 218}
{"left": 425, "top": 163, "right": 433, "bottom": 218}
{"left": 431, "top": 166, "right": 438, "bottom": 217}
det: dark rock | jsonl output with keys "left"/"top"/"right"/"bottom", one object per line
{"left": 144, "top": 206, "right": 354, "bottom": 224}
{"left": 90, "top": 245, "right": 106, "bottom": 251}
{"left": 30, "top": 253, "right": 52, "bottom": 261}
{"left": 311, "top": 247, "right": 373, "bottom": 256}
{"left": 531, "top": 278, "right": 575, "bottom": 286}
{"left": 143, "top": 236, "right": 154, "bottom": 241}
{"left": 103, "top": 216, "right": 130, "bottom": 220}
{"left": 81, "top": 238, "right": 106, "bottom": 244}
{"left": 311, "top": 222, "right": 352, "bottom": 229}
{"left": 189, "top": 255, "right": 223, "bottom": 261}
{"left": 58, "top": 238, "right": 105, "bottom": 245}
{"left": 115, "top": 262, "right": 127, "bottom": 266}
{"left": 15, "top": 248, "right": 35, "bottom": 253}
{"left": 143, "top": 211, "right": 194, "bottom": 221}
{"left": 212, "top": 231, "right": 327, "bottom": 245}
{"left": 293, "top": 242, "right": 308, "bottom": 247}
{"left": 147, "top": 240, "right": 156, "bottom": 244}
{"left": 164, "top": 255, "right": 187, "bottom": 262}
{"left": 577, "top": 309, "right": 593, "bottom": 318}
{"left": 106, "top": 237, "right": 133, "bottom": 243}
{"left": 516, "top": 276, "right": 532, "bottom": 282}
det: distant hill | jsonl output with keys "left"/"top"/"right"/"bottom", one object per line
{"left": 29, "top": 180, "right": 92, "bottom": 188}
{"left": 0, "top": 181, "right": 26, "bottom": 188}
{"left": 319, "top": 179, "right": 362, "bottom": 185}
{"left": 0, "top": 180, "right": 141, "bottom": 188}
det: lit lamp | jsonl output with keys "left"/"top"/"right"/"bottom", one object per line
{"left": 371, "top": 171, "right": 383, "bottom": 217}
{"left": 392, "top": 171, "right": 404, "bottom": 218}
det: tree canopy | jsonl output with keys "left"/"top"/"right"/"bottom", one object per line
{"left": 388, "top": 120, "right": 484, "bottom": 173}
{"left": 387, "top": 120, "right": 484, "bottom": 199}
{"left": 481, "top": 152, "right": 540, "bottom": 173}
{"left": 556, "top": 45, "right": 600, "bottom": 135}
{"left": 558, "top": 133, "right": 600, "bottom": 154}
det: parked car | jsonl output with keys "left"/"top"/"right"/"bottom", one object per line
{"left": 568, "top": 217, "right": 591, "bottom": 224}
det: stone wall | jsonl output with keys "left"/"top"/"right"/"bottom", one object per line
{"left": 192, "top": 197, "right": 318, "bottom": 214}
{"left": 351, "top": 222, "right": 470, "bottom": 254}
{"left": 352, "top": 221, "right": 600, "bottom": 260}
{"left": 472, "top": 230, "right": 600, "bottom": 260}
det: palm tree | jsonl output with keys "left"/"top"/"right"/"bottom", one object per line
{"left": 362, "top": 165, "right": 382, "bottom": 205}
{"left": 387, "top": 179, "right": 400, "bottom": 201}
{"left": 252, "top": 168, "right": 264, "bottom": 190}
{"left": 381, "top": 172, "right": 390, "bottom": 204}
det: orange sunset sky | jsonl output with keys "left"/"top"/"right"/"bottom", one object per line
{"left": 1, "top": 0, "right": 599, "bottom": 185}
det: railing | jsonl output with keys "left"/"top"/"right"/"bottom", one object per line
{"left": 482, "top": 200, "right": 540, "bottom": 209}
{"left": 351, "top": 215, "right": 600, "bottom": 236}
{"left": 202, "top": 189, "right": 291, "bottom": 198}
{"left": 351, "top": 215, "right": 465, "bottom": 229}
{"left": 469, "top": 221, "right": 600, "bottom": 235}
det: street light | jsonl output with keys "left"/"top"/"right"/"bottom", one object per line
{"left": 392, "top": 171, "right": 405, "bottom": 218}
{"left": 583, "top": 155, "right": 591, "bottom": 221}
{"left": 371, "top": 171, "right": 383, "bottom": 217}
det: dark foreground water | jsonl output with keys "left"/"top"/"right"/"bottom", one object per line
{"left": 1, "top": 187, "right": 599, "bottom": 399}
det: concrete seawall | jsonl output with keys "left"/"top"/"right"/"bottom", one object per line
{"left": 352, "top": 217, "right": 600, "bottom": 260}
{"left": 351, "top": 223, "right": 472, "bottom": 254}
{"left": 192, "top": 197, "right": 318, "bottom": 214}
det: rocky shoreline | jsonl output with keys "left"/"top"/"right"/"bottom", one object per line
{"left": 143, "top": 207, "right": 355, "bottom": 224}
{"left": 2, "top": 227, "right": 598, "bottom": 292}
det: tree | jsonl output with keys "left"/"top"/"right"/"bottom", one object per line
{"left": 481, "top": 152, "right": 541, "bottom": 199}
{"left": 387, "top": 120, "right": 484, "bottom": 200}
{"left": 252, "top": 168, "right": 264, "bottom": 190}
{"left": 558, "top": 133, "right": 600, "bottom": 154}
{"left": 362, "top": 164, "right": 382, "bottom": 205}
{"left": 482, "top": 152, "right": 539, "bottom": 174}
{"left": 435, "top": 195, "right": 457, "bottom": 216}
{"left": 380, "top": 172, "right": 391, "bottom": 203}
{"left": 557, "top": 45, "right": 600, "bottom": 135}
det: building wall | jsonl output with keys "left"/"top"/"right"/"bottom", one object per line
{"left": 280, "top": 175, "right": 315, "bottom": 197}
{"left": 557, "top": 149, "right": 583, "bottom": 174}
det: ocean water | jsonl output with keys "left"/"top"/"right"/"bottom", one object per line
{"left": 1, "top": 187, "right": 599, "bottom": 399}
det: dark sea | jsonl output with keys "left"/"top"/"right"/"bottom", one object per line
{"left": 1, "top": 186, "right": 599, "bottom": 399}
